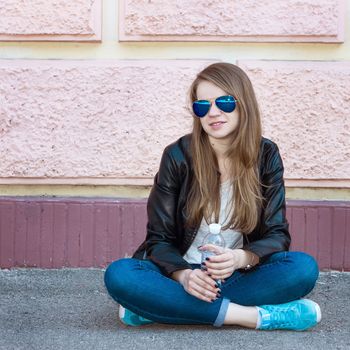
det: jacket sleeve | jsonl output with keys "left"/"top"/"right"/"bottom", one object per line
{"left": 144, "top": 146, "right": 193, "bottom": 276}
{"left": 243, "top": 142, "right": 291, "bottom": 261}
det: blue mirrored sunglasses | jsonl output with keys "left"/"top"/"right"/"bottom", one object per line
{"left": 192, "top": 95, "right": 238, "bottom": 118}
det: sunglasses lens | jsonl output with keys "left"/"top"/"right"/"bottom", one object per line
{"left": 216, "top": 95, "right": 236, "bottom": 113}
{"left": 192, "top": 100, "right": 211, "bottom": 118}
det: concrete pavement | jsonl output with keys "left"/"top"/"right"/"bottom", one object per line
{"left": 0, "top": 269, "right": 349, "bottom": 350}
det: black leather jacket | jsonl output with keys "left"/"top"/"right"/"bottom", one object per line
{"left": 133, "top": 134, "right": 290, "bottom": 276}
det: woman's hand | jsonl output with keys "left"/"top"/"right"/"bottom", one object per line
{"left": 171, "top": 268, "right": 220, "bottom": 303}
{"left": 198, "top": 245, "right": 247, "bottom": 280}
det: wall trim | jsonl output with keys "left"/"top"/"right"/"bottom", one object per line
{"left": 0, "top": 197, "right": 349, "bottom": 271}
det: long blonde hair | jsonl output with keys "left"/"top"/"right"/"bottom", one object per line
{"left": 186, "top": 62, "right": 264, "bottom": 234}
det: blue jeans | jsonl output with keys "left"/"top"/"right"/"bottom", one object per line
{"left": 104, "top": 251, "right": 319, "bottom": 327}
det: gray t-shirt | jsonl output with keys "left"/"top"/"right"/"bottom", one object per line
{"left": 183, "top": 180, "right": 243, "bottom": 264}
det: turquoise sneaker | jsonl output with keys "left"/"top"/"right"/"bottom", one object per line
{"left": 257, "top": 299, "right": 321, "bottom": 331}
{"left": 119, "top": 305, "right": 154, "bottom": 326}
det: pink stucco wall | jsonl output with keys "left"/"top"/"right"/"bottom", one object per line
{"left": 0, "top": 0, "right": 101, "bottom": 41}
{"left": 0, "top": 59, "right": 349, "bottom": 182}
{"left": 0, "top": 60, "right": 209, "bottom": 178}
{"left": 238, "top": 60, "right": 350, "bottom": 180}
{"left": 0, "top": 0, "right": 345, "bottom": 43}
{"left": 120, "top": 0, "right": 345, "bottom": 42}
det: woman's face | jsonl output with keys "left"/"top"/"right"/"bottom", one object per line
{"left": 195, "top": 80, "right": 240, "bottom": 143}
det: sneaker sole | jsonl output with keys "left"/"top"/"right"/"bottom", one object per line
{"left": 313, "top": 301, "right": 322, "bottom": 323}
{"left": 304, "top": 299, "right": 322, "bottom": 324}
{"left": 118, "top": 305, "right": 153, "bottom": 326}
{"left": 119, "top": 305, "right": 125, "bottom": 317}
{"left": 118, "top": 305, "right": 130, "bottom": 326}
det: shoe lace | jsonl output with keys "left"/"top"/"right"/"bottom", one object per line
{"left": 269, "top": 306, "right": 298, "bottom": 327}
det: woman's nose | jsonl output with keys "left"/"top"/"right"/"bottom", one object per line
{"left": 208, "top": 102, "right": 221, "bottom": 117}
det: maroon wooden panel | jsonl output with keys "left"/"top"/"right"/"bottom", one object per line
{"left": 290, "top": 207, "right": 305, "bottom": 252}
{"left": 0, "top": 202, "right": 15, "bottom": 268}
{"left": 344, "top": 210, "right": 350, "bottom": 270}
{"left": 26, "top": 202, "right": 41, "bottom": 267}
{"left": 0, "top": 197, "right": 349, "bottom": 270}
{"left": 134, "top": 203, "right": 148, "bottom": 250}
{"left": 317, "top": 207, "right": 332, "bottom": 270}
{"left": 94, "top": 204, "right": 108, "bottom": 267}
{"left": 120, "top": 205, "right": 135, "bottom": 258}
{"left": 52, "top": 203, "right": 67, "bottom": 268}
{"left": 40, "top": 203, "right": 54, "bottom": 268}
{"left": 331, "top": 208, "right": 346, "bottom": 270}
{"left": 107, "top": 205, "right": 120, "bottom": 264}
{"left": 80, "top": 204, "right": 94, "bottom": 267}
{"left": 304, "top": 208, "right": 318, "bottom": 261}
{"left": 286, "top": 207, "right": 292, "bottom": 235}
{"left": 14, "top": 202, "right": 27, "bottom": 266}
{"left": 66, "top": 203, "right": 80, "bottom": 267}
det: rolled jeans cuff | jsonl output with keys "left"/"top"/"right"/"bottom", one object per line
{"left": 213, "top": 297, "right": 230, "bottom": 327}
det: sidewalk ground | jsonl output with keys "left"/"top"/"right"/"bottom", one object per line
{"left": 1, "top": 269, "right": 349, "bottom": 350}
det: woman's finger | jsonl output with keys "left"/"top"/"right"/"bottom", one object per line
{"left": 187, "top": 270, "right": 220, "bottom": 300}
{"left": 198, "top": 244, "right": 224, "bottom": 255}
{"left": 188, "top": 279, "right": 218, "bottom": 301}
{"left": 188, "top": 274, "right": 217, "bottom": 297}
{"left": 192, "top": 270, "right": 220, "bottom": 292}
{"left": 187, "top": 288, "right": 214, "bottom": 303}
{"left": 209, "top": 267, "right": 234, "bottom": 280}
{"left": 205, "top": 252, "right": 232, "bottom": 263}
{"left": 203, "top": 259, "right": 232, "bottom": 271}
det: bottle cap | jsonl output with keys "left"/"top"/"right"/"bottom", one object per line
{"left": 209, "top": 223, "right": 221, "bottom": 234}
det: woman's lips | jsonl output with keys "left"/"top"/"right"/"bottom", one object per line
{"left": 209, "top": 121, "right": 226, "bottom": 129}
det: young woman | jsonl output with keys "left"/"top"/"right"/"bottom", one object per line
{"left": 104, "top": 62, "right": 321, "bottom": 330}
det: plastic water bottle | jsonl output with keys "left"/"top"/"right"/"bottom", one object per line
{"left": 201, "top": 223, "right": 225, "bottom": 287}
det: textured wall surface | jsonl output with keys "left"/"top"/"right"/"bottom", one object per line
{"left": 120, "top": 0, "right": 345, "bottom": 42}
{"left": 239, "top": 61, "right": 350, "bottom": 179}
{"left": 0, "top": 59, "right": 209, "bottom": 178}
{"left": 238, "top": 60, "right": 350, "bottom": 180}
{"left": 1, "top": 197, "right": 349, "bottom": 270}
{"left": 1, "top": 59, "right": 349, "bottom": 182}
{"left": 0, "top": 0, "right": 101, "bottom": 41}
